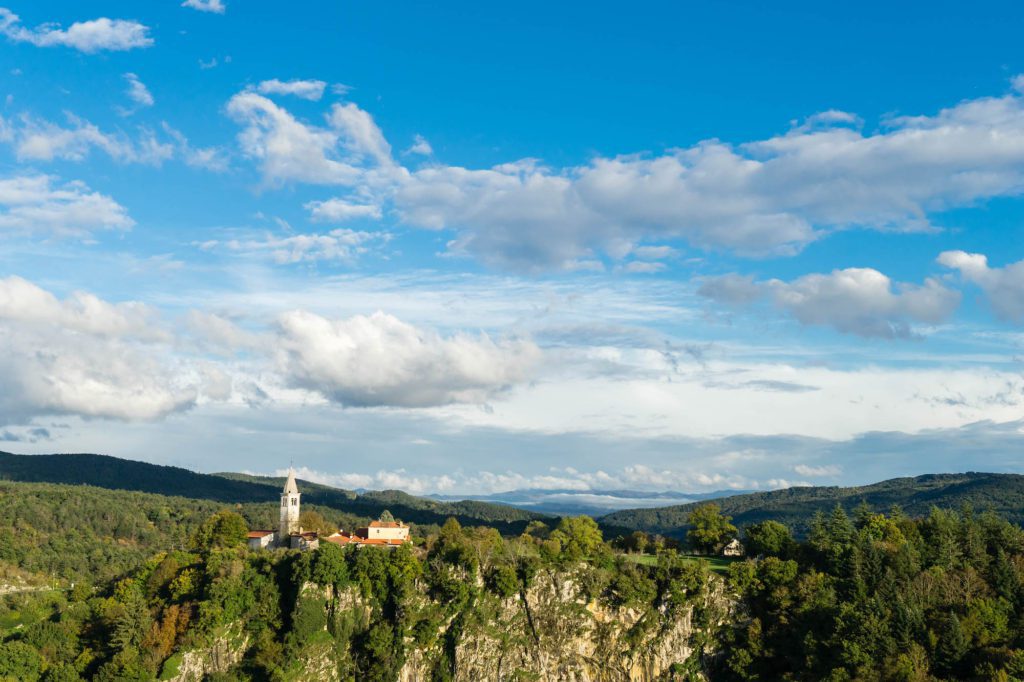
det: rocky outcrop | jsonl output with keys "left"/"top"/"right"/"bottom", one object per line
{"left": 396, "top": 569, "right": 733, "bottom": 682}
{"left": 163, "top": 623, "right": 249, "bottom": 682}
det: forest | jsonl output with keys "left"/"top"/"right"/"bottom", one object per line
{"left": 3, "top": 466, "right": 1024, "bottom": 680}
{"left": 602, "top": 472, "right": 1024, "bottom": 538}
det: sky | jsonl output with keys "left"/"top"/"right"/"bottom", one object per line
{"left": 2, "top": 1, "right": 1024, "bottom": 496}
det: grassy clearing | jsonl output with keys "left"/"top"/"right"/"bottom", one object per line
{"left": 620, "top": 553, "right": 739, "bottom": 575}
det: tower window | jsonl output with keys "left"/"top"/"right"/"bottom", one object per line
{"left": 291, "top": 498, "right": 298, "bottom": 506}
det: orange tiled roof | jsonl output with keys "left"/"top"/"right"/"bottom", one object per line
{"left": 247, "top": 530, "right": 275, "bottom": 538}
{"left": 369, "top": 520, "right": 404, "bottom": 528}
{"left": 324, "top": 531, "right": 406, "bottom": 547}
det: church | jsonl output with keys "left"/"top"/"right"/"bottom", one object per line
{"left": 246, "top": 468, "right": 410, "bottom": 551}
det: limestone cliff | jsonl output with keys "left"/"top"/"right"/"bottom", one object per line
{"left": 394, "top": 567, "right": 733, "bottom": 681}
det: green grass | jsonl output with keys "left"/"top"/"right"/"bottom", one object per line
{"left": 620, "top": 553, "right": 739, "bottom": 575}
{"left": 159, "top": 653, "right": 183, "bottom": 680}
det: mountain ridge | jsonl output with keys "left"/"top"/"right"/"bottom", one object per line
{"left": 600, "top": 470, "right": 1024, "bottom": 537}
{"left": 0, "top": 451, "right": 546, "bottom": 533}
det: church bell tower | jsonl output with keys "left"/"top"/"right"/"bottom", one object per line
{"left": 280, "top": 468, "right": 300, "bottom": 545}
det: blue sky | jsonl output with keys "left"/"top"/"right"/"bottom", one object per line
{"left": 2, "top": 0, "right": 1024, "bottom": 495}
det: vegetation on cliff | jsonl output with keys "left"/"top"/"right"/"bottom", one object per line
{"left": 0, "top": 511, "right": 718, "bottom": 681}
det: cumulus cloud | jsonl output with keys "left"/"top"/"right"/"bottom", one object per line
{"left": 0, "top": 277, "right": 195, "bottom": 426}
{"left": 328, "top": 102, "right": 394, "bottom": 166}
{"left": 182, "top": 0, "right": 226, "bottom": 13}
{"left": 256, "top": 78, "right": 327, "bottom": 101}
{"left": 0, "top": 174, "right": 133, "bottom": 237}
{"left": 276, "top": 310, "right": 540, "bottom": 407}
{"left": 185, "top": 311, "right": 262, "bottom": 354}
{"left": 938, "top": 250, "right": 1024, "bottom": 323}
{"left": 0, "top": 8, "right": 152, "bottom": 53}
{"left": 227, "top": 78, "right": 1024, "bottom": 270}
{"left": 700, "top": 268, "right": 960, "bottom": 338}
{"left": 0, "top": 276, "right": 165, "bottom": 340}
{"left": 226, "top": 91, "right": 364, "bottom": 186}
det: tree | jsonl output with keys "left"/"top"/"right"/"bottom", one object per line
{"left": 744, "top": 520, "right": 794, "bottom": 558}
{"left": 312, "top": 542, "right": 349, "bottom": 589}
{"left": 686, "top": 504, "right": 737, "bottom": 554}
{"left": 299, "top": 509, "right": 337, "bottom": 537}
{"left": 190, "top": 510, "right": 248, "bottom": 551}
{"left": 554, "top": 516, "right": 604, "bottom": 561}
{"left": 934, "top": 612, "right": 968, "bottom": 676}
{"left": 0, "top": 641, "right": 43, "bottom": 682}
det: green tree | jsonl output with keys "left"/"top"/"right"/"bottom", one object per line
{"left": 299, "top": 509, "right": 338, "bottom": 537}
{"left": 0, "top": 641, "right": 43, "bottom": 682}
{"left": 743, "top": 520, "right": 794, "bottom": 558}
{"left": 554, "top": 516, "right": 604, "bottom": 561}
{"left": 311, "top": 542, "right": 349, "bottom": 589}
{"left": 686, "top": 504, "right": 737, "bottom": 554}
{"left": 934, "top": 612, "right": 968, "bottom": 676}
{"left": 190, "top": 510, "right": 248, "bottom": 551}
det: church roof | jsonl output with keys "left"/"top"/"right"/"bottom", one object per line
{"left": 283, "top": 468, "right": 299, "bottom": 495}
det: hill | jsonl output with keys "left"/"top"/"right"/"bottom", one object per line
{"left": 601, "top": 472, "right": 1024, "bottom": 537}
{"left": 0, "top": 452, "right": 546, "bottom": 534}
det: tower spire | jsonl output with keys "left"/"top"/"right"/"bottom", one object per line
{"left": 284, "top": 467, "right": 299, "bottom": 495}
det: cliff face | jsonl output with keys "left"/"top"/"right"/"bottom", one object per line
{"left": 391, "top": 567, "right": 733, "bottom": 682}
{"left": 167, "top": 562, "right": 733, "bottom": 681}
{"left": 163, "top": 623, "right": 250, "bottom": 682}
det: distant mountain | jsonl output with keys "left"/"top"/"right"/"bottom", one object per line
{"left": 428, "top": 488, "right": 752, "bottom": 516}
{"left": 0, "top": 452, "right": 546, "bottom": 533}
{"left": 600, "top": 472, "right": 1024, "bottom": 538}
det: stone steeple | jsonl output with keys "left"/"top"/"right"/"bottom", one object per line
{"left": 279, "top": 467, "right": 301, "bottom": 544}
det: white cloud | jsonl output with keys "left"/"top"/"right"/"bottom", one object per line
{"left": 305, "top": 198, "right": 383, "bottom": 222}
{"left": 697, "top": 273, "right": 762, "bottom": 305}
{"left": 161, "top": 123, "right": 230, "bottom": 172}
{"left": 939, "top": 250, "right": 1024, "bottom": 323}
{"left": 0, "top": 8, "right": 152, "bottom": 53}
{"left": 0, "top": 275, "right": 165, "bottom": 341}
{"left": 256, "top": 78, "right": 327, "bottom": 101}
{"left": 700, "top": 268, "right": 960, "bottom": 338}
{"left": 328, "top": 102, "right": 394, "bottom": 166}
{"left": 406, "top": 134, "right": 433, "bottom": 156}
{"left": 276, "top": 310, "right": 540, "bottom": 407}
{"left": 226, "top": 91, "right": 363, "bottom": 186}
{"left": 618, "top": 261, "right": 666, "bottom": 274}
{"left": 122, "top": 72, "right": 154, "bottom": 111}
{"left": 205, "top": 229, "right": 389, "bottom": 265}
{"left": 793, "top": 463, "right": 842, "bottom": 477}
{"left": 231, "top": 79, "right": 1024, "bottom": 271}
{"left": 182, "top": 0, "right": 226, "bottom": 14}
{"left": 0, "top": 174, "right": 133, "bottom": 237}
{"left": 0, "top": 277, "right": 195, "bottom": 426}
{"left": 11, "top": 113, "right": 173, "bottom": 165}
{"left": 185, "top": 311, "right": 262, "bottom": 354}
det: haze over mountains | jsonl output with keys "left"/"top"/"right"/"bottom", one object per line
{"left": 428, "top": 488, "right": 753, "bottom": 516}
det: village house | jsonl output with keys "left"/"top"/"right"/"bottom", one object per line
{"left": 324, "top": 512, "right": 411, "bottom": 549}
{"left": 247, "top": 468, "right": 409, "bottom": 551}
{"left": 722, "top": 538, "right": 745, "bottom": 557}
